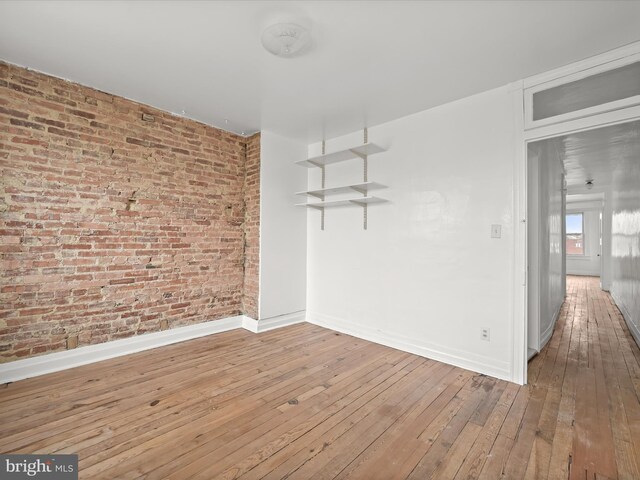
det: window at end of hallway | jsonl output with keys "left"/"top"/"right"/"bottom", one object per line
{"left": 566, "top": 213, "right": 584, "bottom": 255}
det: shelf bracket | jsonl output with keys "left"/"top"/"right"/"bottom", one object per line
{"left": 321, "top": 140, "right": 326, "bottom": 230}
{"left": 363, "top": 128, "right": 368, "bottom": 230}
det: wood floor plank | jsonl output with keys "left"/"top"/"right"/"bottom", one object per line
{"left": 405, "top": 376, "right": 494, "bottom": 479}
{"left": 477, "top": 433, "right": 513, "bottom": 479}
{"left": 453, "top": 383, "right": 519, "bottom": 480}
{"left": 332, "top": 369, "right": 476, "bottom": 480}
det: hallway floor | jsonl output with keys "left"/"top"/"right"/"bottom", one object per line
{"left": 1, "top": 276, "right": 639, "bottom": 478}
{"left": 523, "top": 275, "right": 640, "bottom": 479}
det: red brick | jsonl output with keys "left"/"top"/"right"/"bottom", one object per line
{"left": 66, "top": 108, "right": 95, "bottom": 119}
{"left": 0, "top": 106, "right": 28, "bottom": 119}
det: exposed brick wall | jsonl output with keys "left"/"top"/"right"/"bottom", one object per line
{"left": 242, "top": 133, "right": 260, "bottom": 320}
{"left": 0, "top": 61, "right": 260, "bottom": 362}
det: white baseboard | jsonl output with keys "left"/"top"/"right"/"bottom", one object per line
{"left": 0, "top": 315, "right": 241, "bottom": 383}
{"left": 611, "top": 290, "right": 640, "bottom": 347}
{"left": 306, "top": 312, "right": 511, "bottom": 382}
{"left": 3, "top": 308, "right": 515, "bottom": 384}
{"left": 1, "top": 311, "right": 310, "bottom": 384}
{"left": 539, "top": 302, "right": 562, "bottom": 352}
{"left": 242, "top": 310, "right": 306, "bottom": 333}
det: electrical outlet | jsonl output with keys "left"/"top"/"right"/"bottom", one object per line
{"left": 481, "top": 328, "right": 490, "bottom": 342}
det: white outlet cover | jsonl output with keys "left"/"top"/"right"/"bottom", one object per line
{"left": 481, "top": 328, "right": 491, "bottom": 341}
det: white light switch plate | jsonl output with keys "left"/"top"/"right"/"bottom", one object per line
{"left": 491, "top": 224, "right": 502, "bottom": 239}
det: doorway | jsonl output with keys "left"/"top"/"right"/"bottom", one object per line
{"left": 526, "top": 119, "right": 640, "bottom": 361}
{"left": 516, "top": 43, "right": 640, "bottom": 384}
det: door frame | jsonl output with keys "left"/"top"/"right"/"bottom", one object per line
{"left": 512, "top": 41, "right": 640, "bottom": 385}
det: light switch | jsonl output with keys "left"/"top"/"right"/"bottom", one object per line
{"left": 491, "top": 224, "right": 502, "bottom": 239}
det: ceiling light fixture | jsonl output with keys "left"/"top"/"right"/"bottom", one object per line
{"left": 585, "top": 179, "right": 594, "bottom": 190}
{"left": 261, "top": 23, "right": 310, "bottom": 57}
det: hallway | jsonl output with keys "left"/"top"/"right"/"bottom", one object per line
{"left": 523, "top": 275, "right": 640, "bottom": 479}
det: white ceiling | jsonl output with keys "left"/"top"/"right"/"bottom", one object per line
{"left": 566, "top": 192, "right": 604, "bottom": 204}
{"left": 559, "top": 120, "right": 640, "bottom": 195}
{"left": 1, "top": 1, "right": 640, "bottom": 142}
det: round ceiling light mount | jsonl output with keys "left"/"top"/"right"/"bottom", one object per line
{"left": 261, "top": 23, "right": 310, "bottom": 57}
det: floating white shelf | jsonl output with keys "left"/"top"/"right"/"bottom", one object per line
{"left": 296, "top": 130, "right": 387, "bottom": 229}
{"left": 296, "top": 181, "right": 386, "bottom": 198}
{"left": 295, "top": 196, "right": 386, "bottom": 209}
{"left": 296, "top": 142, "right": 385, "bottom": 168}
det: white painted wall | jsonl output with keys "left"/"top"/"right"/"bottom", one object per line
{"left": 527, "top": 140, "right": 565, "bottom": 352}
{"left": 306, "top": 86, "right": 518, "bottom": 381}
{"left": 527, "top": 144, "right": 541, "bottom": 353}
{"left": 566, "top": 201, "right": 602, "bottom": 277}
{"left": 602, "top": 190, "right": 613, "bottom": 291}
{"left": 610, "top": 139, "right": 640, "bottom": 345}
{"left": 259, "top": 130, "right": 307, "bottom": 320}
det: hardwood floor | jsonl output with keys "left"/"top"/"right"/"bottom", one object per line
{"left": 1, "top": 275, "right": 640, "bottom": 479}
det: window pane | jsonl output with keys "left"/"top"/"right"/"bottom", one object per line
{"left": 566, "top": 234, "right": 584, "bottom": 255}
{"left": 532, "top": 61, "right": 640, "bottom": 121}
{"left": 566, "top": 213, "right": 583, "bottom": 234}
{"left": 566, "top": 213, "right": 584, "bottom": 255}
